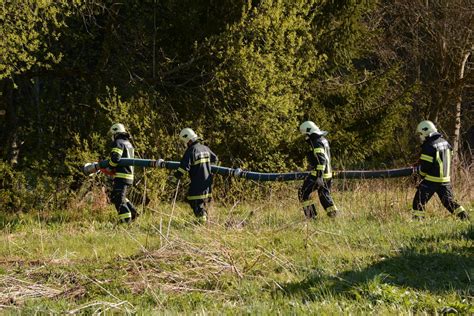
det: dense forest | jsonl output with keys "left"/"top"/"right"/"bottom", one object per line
{"left": 1, "top": 0, "right": 472, "bottom": 210}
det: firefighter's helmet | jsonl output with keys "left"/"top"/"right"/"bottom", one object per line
{"left": 299, "top": 121, "right": 327, "bottom": 136}
{"left": 109, "top": 123, "right": 127, "bottom": 141}
{"left": 179, "top": 128, "right": 199, "bottom": 143}
{"left": 416, "top": 120, "right": 437, "bottom": 142}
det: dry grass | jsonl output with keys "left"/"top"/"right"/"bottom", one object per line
{"left": 0, "top": 176, "right": 472, "bottom": 313}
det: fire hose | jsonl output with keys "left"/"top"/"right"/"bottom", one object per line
{"left": 82, "top": 158, "right": 416, "bottom": 180}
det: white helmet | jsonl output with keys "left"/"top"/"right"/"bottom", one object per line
{"left": 299, "top": 121, "right": 327, "bottom": 136}
{"left": 109, "top": 123, "right": 127, "bottom": 141}
{"left": 179, "top": 128, "right": 199, "bottom": 143}
{"left": 416, "top": 120, "right": 437, "bottom": 142}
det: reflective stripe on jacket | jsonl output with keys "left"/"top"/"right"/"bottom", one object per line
{"left": 108, "top": 135, "right": 135, "bottom": 184}
{"left": 174, "top": 141, "right": 218, "bottom": 199}
{"left": 419, "top": 133, "right": 451, "bottom": 183}
{"left": 307, "top": 134, "right": 332, "bottom": 179}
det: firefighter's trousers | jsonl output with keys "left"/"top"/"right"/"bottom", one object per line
{"left": 188, "top": 198, "right": 210, "bottom": 218}
{"left": 111, "top": 180, "right": 138, "bottom": 222}
{"left": 412, "top": 180, "right": 466, "bottom": 219}
{"left": 299, "top": 176, "right": 337, "bottom": 219}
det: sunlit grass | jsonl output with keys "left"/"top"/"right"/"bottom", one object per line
{"left": 0, "top": 179, "right": 472, "bottom": 313}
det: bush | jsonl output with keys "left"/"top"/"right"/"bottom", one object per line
{"left": 0, "top": 161, "right": 72, "bottom": 212}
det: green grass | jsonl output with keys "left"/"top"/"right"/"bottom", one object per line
{"left": 0, "top": 181, "right": 472, "bottom": 314}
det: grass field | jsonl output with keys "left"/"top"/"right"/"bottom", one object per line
{"left": 0, "top": 179, "right": 472, "bottom": 314}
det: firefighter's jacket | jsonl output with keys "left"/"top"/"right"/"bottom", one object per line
{"left": 306, "top": 134, "right": 332, "bottom": 179}
{"left": 174, "top": 141, "right": 218, "bottom": 200}
{"left": 108, "top": 135, "right": 135, "bottom": 184}
{"left": 419, "top": 133, "right": 452, "bottom": 183}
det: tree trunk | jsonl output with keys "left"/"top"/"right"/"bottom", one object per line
{"left": 33, "top": 77, "right": 42, "bottom": 149}
{"left": 2, "top": 80, "right": 20, "bottom": 164}
{"left": 153, "top": 0, "right": 157, "bottom": 80}
{"left": 452, "top": 50, "right": 471, "bottom": 174}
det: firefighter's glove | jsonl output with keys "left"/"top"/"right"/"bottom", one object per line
{"left": 99, "top": 167, "right": 116, "bottom": 177}
{"left": 168, "top": 175, "right": 178, "bottom": 185}
{"left": 411, "top": 166, "right": 423, "bottom": 186}
{"left": 412, "top": 164, "right": 420, "bottom": 174}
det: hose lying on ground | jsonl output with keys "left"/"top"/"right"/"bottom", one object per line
{"left": 82, "top": 158, "right": 416, "bottom": 181}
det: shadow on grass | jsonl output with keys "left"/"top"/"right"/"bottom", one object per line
{"left": 279, "top": 224, "right": 473, "bottom": 299}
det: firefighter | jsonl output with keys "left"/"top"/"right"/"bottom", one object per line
{"left": 412, "top": 120, "right": 469, "bottom": 220}
{"left": 298, "top": 121, "right": 339, "bottom": 219}
{"left": 105, "top": 123, "right": 138, "bottom": 223}
{"left": 169, "top": 128, "right": 218, "bottom": 223}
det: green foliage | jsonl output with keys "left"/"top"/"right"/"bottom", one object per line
{"left": 0, "top": 0, "right": 470, "bottom": 206}
{"left": 312, "top": 67, "right": 413, "bottom": 166}
{"left": 65, "top": 133, "right": 106, "bottom": 176}
{"left": 98, "top": 87, "right": 160, "bottom": 158}
{"left": 0, "top": 0, "right": 413, "bottom": 173}
{"left": 206, "top": 0, "right": 327, "bottom": 170}
{"left": 0, "top": 1, "right": 472, "bottom": 311}
{"left": 301, "top": 0, "right": 412, "bottom": 166}
{"left": 0, "top": 161, "right": 72, "bottom": 212}
{"left": 96, "top": 87, "right": 176, "bottom": 203}
{"left": 0, "top": 0, "right": 72, "bottom": 80}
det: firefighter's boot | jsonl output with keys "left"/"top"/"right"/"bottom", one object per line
{"left": 303, "top": 205, "right": 317, "bottom": 219}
